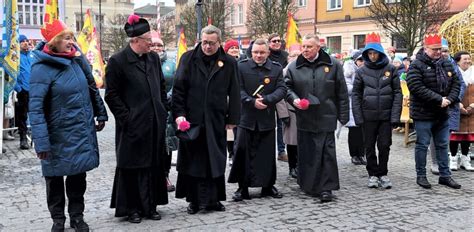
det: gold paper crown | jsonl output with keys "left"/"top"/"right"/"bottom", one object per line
{"left": 366, "top": 32, "right": 381, "bottom": 44}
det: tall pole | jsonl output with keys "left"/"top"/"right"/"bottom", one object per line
{"left": 156, "top": 0, "right": 161, "bottom": 36}
{"left": 99, "top": 0, "right": 102, "bottom": 44}
{"left": 80, "top": 0, "right": 83, "bottom": 29}
{"left": 196, "top": 0, "right": 203, "bottom": 42}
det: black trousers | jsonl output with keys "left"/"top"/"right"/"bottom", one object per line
{"left": 362, "top": 121, "right": 392, "bottom": 177}
{"left": 45, "top": 173, "right": 86, "bottom": 222}
{"left": 450, "top": 141, "right": 471, "bottom": 156}
{"left": 14, "top": 90, "right": 29, "bottom": 136}
{"left": 348, "top": 126, "right": 364, "bottom": 157}
{"left": 287, "top": 144, "right": 298, "bottom": 169}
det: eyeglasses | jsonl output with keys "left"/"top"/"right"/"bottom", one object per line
{"left": 152, "top": 44, "right": 164, "bottom": 47}
{"left": 137, "top": 36, "right": 152, "bottom": 42}
{"left": 202, "top": 40, "right": 219, "bottom": 46}
{"left": 270, "top": 39, "right": 281, "bottom": 43}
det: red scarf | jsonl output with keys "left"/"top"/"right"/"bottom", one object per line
{"left": 42, "top": 45, "right": 77, "bottom": 59}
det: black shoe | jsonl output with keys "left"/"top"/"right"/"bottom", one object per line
{"left": 232, "top": 187, "right": 250, "bottom": 201}
{"left": 51, "top": 221, "right": 65, "bottom": 232}
{"left": 358, "top": 156, "right": 367, "bottom": 165}
{"left": 439, "top": 176, "right": 461, "bottom": 189}
{"left": 148, "top": 210, "right": 161, "bottom": 220}
{"left": 351, "top": 156, "right": 361, "bottom": 165}
{"left": 416, "top": 176, "right": 432, "bottom": 189}
{"left": 20, "top": 138, "right": 30, "bottom": 150}
{"left": 210, "top": 202, "right": 226, "bottom": 211}
{"left": 186, "top": 203, "right": 201, "bottom": 214}
{"left": 70, "top": 219, "right": 89, "bottom": 232}
{"left": 128, "top": 212, "right": 141, "bottom": 223}
{"left": 261, "top": 186, "right": 283, "bottom": 198}
{"left": 289, "top": 168, "right": 298, "bottom": 178}
{"left": 319, "top": 191, "right": 333, "bottom": 203}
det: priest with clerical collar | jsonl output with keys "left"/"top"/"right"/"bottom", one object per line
{"left": 105, "top": 14, "right": 169, "bottom": 223}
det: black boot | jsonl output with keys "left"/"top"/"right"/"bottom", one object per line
{"left": 51, "top": 219, "right": 65, "bottom": 232}
{"left": 20, "top": 134, "right": 30, "bottom": 150}
{"left": 416, "top": 176, "right": 432, "bottom": 189}
{"left": 70, "top": 219, "right": 89, "bottom": 232}
{"left": 439, "top": 176, "right": 461, "bottom": 189}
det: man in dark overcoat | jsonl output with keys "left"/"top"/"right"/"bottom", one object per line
{"left": 105, "top": 15, "right": 168, "bottom": 223}
{"left": 171, "top": 25, "right": 240, "bottom": 214}
{"left": 228, "top": 38, "right": 287, "bottom": 201}
{"left": 286, "top": 34, "right": 349, "bottom": 203}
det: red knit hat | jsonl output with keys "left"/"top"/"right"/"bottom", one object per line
{"left": 41, "top": 19, "right": 69, "bottom": 42}
{"left": 224, "top": 40, "right": 239, "bottom": 53}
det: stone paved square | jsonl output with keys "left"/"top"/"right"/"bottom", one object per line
{"left": 0, "top": 108, "right": 472, "bottom": 231}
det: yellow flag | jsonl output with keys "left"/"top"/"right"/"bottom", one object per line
{"left": 285, "top": 13, "right": 302, "bottom": 51}
{"left": 43, "top": 0, "right": 58, "bottom": 26}
{"left": 176, "top": 27, "right": 187, "bottom": 68}
{"left": 1, "top": 0, "right": 20, "bottom": 102}
{"left": 84, "top": 28, "right": 105, "bottom": 88}
{"left": 77, "top": 9, "right": 93, "bottom": 53}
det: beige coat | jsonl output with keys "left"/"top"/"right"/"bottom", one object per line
{"left": 276, "top": 99, "right": 298, "bottom": 145}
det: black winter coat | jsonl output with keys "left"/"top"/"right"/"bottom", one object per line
{"left": 238, "top": 59, "right": 286, "bottom": 131}
{"left": 352, "top": 56, "right": 402, "bottom": 125}
{"left": 105, "top": 45, "right": 168, "bottom": 168}
{"left": 286, "top": 50, "right": 349, "bottom": 132}
{"left": 171, "top": 44, "right": 240, "bottom": 178}
{"left": 407, "top": 48, "right": 461, "bottom": 120}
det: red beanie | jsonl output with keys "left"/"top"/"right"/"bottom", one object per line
{"left": 224, "top": 40, "right": 239, "bottom": 53}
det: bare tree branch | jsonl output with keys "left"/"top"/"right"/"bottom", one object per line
{"left": 368, "top": 0, "right": 450, "bottom": 56}
{"left": 246, "top": 0, "right": 297, "bottom": 39}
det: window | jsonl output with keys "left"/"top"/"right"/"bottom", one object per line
{"left": 237, "top": 4, "right": 244, "bottom": 25}
{"left": 391, "top": 34, "right": 407, "bottom": 53}
{"left": 75, "top": 13, "right": 84, "bottom": 32}
{"left": 298, "top": 0, "right": 307, "bottom": 7}
{"left": 354, "top": 34, "right": 365, "bottom": 50}
{"left": 327, "top": 0, "right": 342, "bottom": 10}
{"left": 17, "top": 0, "right": 44, "bottom": 25}
{"left": 355, "top": 0, "right": 371, "bottom": 7}
{"left": 230, "top": 5, "right": 236, "bottom": 26}
{"left": 327, "top": 36, "right": 342, "bottom": 54}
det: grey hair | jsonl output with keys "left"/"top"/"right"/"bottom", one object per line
{"left": 253, "top": 38, "right": 269, "bottom": 50}
{"left": 303, "top": 34, "right": 320, "bottom": 44}
{"left": 201, "top": 25, "right": 222, "bottom": 41}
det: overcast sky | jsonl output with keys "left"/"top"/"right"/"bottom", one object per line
{"left": 135, "top": 0, "right": 176, "bottom": 8}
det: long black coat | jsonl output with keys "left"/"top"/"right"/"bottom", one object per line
{"left": 286, "top": 50, "right": 349, "bottom": 132}
{"left": 238, "top": 59, "right": 287, "bottom": 131}
{"left": 105, "top": 45, "right": 168, "bottom": 168}
{"left": 172, "top": 44, "right": 240, "bottom": 179}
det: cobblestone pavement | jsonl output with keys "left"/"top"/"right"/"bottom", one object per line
{"left": 1, "top": 108, "right": 473, "bottom": 231}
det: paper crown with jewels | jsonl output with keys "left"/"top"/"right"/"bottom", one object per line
{"left": 41, "top": 19, "right": 69, "bottom": 42}
{"left": 424, "top": 34, "right": 442, "bottom": 49}
{"left": 363, "top": 32, "right": 384, "bottom": 54}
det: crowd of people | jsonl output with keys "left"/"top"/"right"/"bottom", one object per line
{"left": 7, "top": 14, "right": 470, "bottom": 231}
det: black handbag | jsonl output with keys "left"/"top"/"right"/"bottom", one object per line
{"left": 175, "top": 124, "right": 200, "bottom": 141}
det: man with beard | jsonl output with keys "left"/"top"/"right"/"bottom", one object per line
{"left": 105, "top": 15, "right": 168, "bottom": 223}
{"left": 285, "top": 34, "right": 349, "bottom": 203}
{"left": 172, "top": 25, "right": 240, "bottom": 214}
{"left": 228, "top": 38, "right": 287, "bottom": 201}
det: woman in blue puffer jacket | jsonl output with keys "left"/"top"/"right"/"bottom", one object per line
{"left": 29, "top": 19, "right": 108, "bottom": 232}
